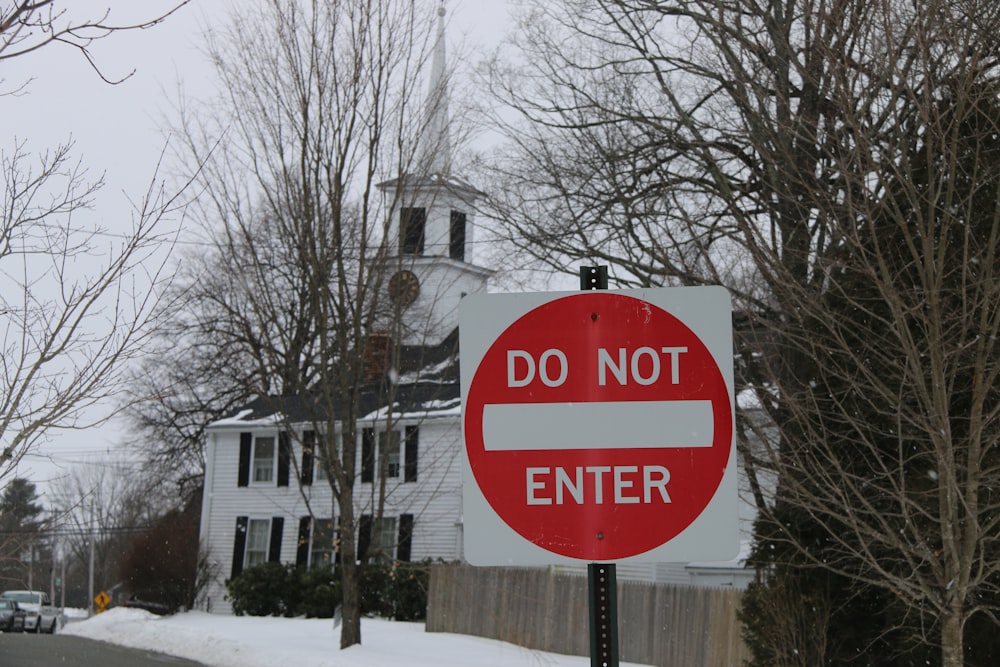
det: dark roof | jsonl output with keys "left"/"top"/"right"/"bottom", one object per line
{"left": 209, "top": 329, "right": 461, "bottom": 428}
{"left": 398, "top": 327, "right": 459, "bottom": 382}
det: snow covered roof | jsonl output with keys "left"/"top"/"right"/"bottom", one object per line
{"left": 207, "top": 381, "right": 461, "bottom": 430}
{"left": 376, "top": 172, "right": 484, "bottom": 199}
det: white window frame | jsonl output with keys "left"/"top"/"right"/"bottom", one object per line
{"left": 314, "top": 428, "right": 340, "bottom": 483}
{"left": 363, "top": 424, "right": 417, "bottom": 483}
{"left": 379, "top": 430, "right": 401, "bottom": 479}
{"left": 310, "top": 518, "right": 336, "bottom": 567}
{"left": 245, "top": 518, "right": 271, "bottom": 567}
{"left": 372, "top": 516, "right": 397, "bottom": 562}
{"left": 251, "top": 435, "right": 276, "bottom": 484}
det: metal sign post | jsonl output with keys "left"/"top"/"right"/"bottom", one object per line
{"left": 588, "top": 562, "right": 619, "bottom": 667}
{"left": 580, "top": 266, "right": 619, "bottom": 667}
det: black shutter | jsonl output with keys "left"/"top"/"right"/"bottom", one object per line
{"left": 361, "top": 428, "right": 375, "bottom": 483}
{"left": 358, "top": 515, "right": 372, "bottom": 562}
{"left": 397, "top": 514, "right": 414, "bottom": 562}
{"left": 404, "top": 426, "right": 419, "bottom": 482}
{"left": 449, "top": 210, "right": 466, "bottom": 261}
{"left": 301, "top": 431, "right": 315, "bottom": 486}
{"left": 277, "top": 432, "right": 291, "bottom": 487}
{"left": 401, "top": 207, "right": 426, "bottom": 255}
{"left": 296, "top": 516, "right": 311, "bottom": 566}
{"left": 231, "top": 516, "right": 249, "bottom": 578}
{"left": 238, "top": 433, "right": 252, "bottom": 487}
{"left": 268, "top": 517, "right": 284, "bottom": 562}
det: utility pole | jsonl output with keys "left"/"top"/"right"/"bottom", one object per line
{"left": 60, "top": 550, "right": 66, "bottom": 609}
{"left": 88, "top": 500, "right": 95, "bottom": 616}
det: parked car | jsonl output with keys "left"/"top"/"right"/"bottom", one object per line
{"left": 122, "top": 594, "right": 175, "bottom": 616}
{"left": 36, "top": 605, "right": 62, "bottom": 633}
{"left": 0, "top": 591, "right": 57, "bottom": 633}
{"left": 0, "top": 599, "right": 25, "bottom": 632}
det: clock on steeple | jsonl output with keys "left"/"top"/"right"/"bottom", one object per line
{"left": 388, "top": 269, "right": 420, "bottom": 308}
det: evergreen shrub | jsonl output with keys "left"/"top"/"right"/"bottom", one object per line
{"left": 226, "top": 559, "right": 433, "bottom": 620}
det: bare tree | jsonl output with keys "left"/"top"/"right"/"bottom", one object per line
{"left": 1, "top": 1, "right": 191, "bottom": 86}
{"left": 130, "top": 0, "right": 462, "bottom": 648}
{"left": 121, "top": 240, "right": 268, "bottom": 494}
{"left": 48, "top": 463, "right": 167, "bottom": 606}
{"left": 760, "top": 15, "right": 1000, "bottom": 663}
{"left": 0, "top": 1, "right": 192, "bottom": 482}
{"left": 118, "top": 487, "right": 210, "bottom": 612}
{"left": 483, "top": 0, "right": 1000, "bottom": 663}
{"left": 0, "top": 142, "right": 185, "bottom": 482}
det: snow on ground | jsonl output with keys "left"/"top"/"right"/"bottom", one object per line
{"left": 61, "top": 608, "right": 651, "bottom": 667}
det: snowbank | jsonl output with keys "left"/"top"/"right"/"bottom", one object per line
{"left": 62, "top": 608, "right": 650, "bottom": 667}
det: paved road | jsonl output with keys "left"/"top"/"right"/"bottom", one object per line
{"left": 0, "top": 633, "right": 208, "bottom": 667}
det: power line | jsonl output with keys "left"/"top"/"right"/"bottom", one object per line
{"left": 0, "top": 525, "right": 159, "bottom": 538}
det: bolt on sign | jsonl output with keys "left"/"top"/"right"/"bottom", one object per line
{"left": 459, "top": 288, "right": 738, "bottom": 565}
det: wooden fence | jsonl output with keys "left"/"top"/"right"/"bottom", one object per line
{"left": 426, "top": 564, "right": 749, "bottom": 667}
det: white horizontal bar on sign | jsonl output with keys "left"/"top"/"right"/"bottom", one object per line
{"left": 481, "top": 400, "right": 714, "bottom": 451}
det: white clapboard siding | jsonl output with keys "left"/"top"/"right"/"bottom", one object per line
{"left": 198, "top": 413, "right": 466, "bottom": 614}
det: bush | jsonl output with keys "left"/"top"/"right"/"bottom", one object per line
{"left": 357, "top": 560, "right": 392, "bottom": 617}
{"left": 387, "top": 561, "right": 431, "bottom": 621}
{"left": 295, "top": 564, "right": 340, "bottom": 618}
{"left": 358, "top": 560, "right": 431, "bottom": 621}
{"left": 226, "top": 562, "right": 292, "bottom": 617}
{"left": 226, "top": 559, "right": 432, "bottom": 620}
{"left": 227, "top": 562, "right": 339, "bottom": 618}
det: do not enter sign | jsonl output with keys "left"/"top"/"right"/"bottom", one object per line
{"left": 460, "top": 288, "right": 737, "bottom": 565}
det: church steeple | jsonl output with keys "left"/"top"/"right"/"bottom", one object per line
{"left": 418, "top": 3, "right": 450, "bottom": 176}
{"left": 378, "top": 2, "right": 492, "bottom": 347}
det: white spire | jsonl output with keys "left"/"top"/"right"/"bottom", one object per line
{"left": 419, "top": 2, "right": 450, "bottom": 176}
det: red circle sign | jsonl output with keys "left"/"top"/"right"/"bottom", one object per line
{"left": 464, "top": 292, "right": 733, "bottom": 560}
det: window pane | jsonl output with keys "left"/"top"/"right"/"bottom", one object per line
{"left": 310, "top": 518, "right": 335, "bottom": 567}
{"left": 245, "top": 519, "right": 270, "bottom": 567}
{"left": 380, "top": 431, "right": 401, "bottom": 478}
{"left": 305, "top": 432, "right": 339, "bottom": 482}
{"left": 253, "top": 436, "right": 275, "bottom": 482}
{"left": 315, "top": 433, "right": 329, "bottom": 481}
{"left": 373, "top": 517, "right": 397, "bottom": 562}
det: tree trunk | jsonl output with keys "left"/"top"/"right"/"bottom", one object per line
{"left": 940, "top": 608, "right": 963, "bottom": 667}
{"left": 338, "top": 499, "right": 361, "bottom": 649}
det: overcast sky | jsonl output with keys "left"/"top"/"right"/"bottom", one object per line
{"left": 4, "top": 0, "right": 514, "bottom": 497}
